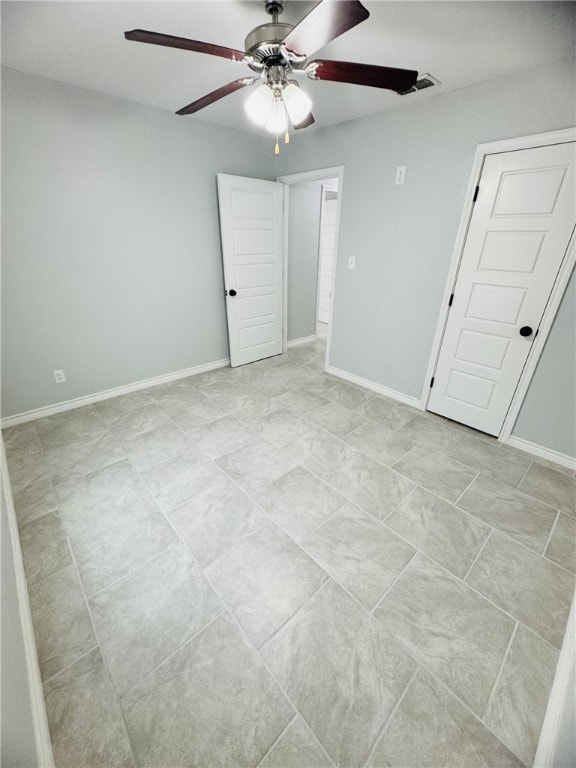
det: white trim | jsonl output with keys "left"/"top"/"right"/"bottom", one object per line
{"left": 1, "top": 358, "right": 230, "bottom": 428}
{"left": 277, "top": 166, "right": 345, "bottom": 371}
{"left": 326, "top": 365, "right": 423, "bottom": 409}
{"left": 504, "top": 435, "right": 576, "bottom": 472}
{"left": 287, "top": 335, "right": 317, "bottom": 348}
{"left": 534, "top": 593, "right": 576, "bottom": 768}
{"left": 1, "top": 441, "right": 55, "bottom": 767}
{"left": 421, "top": 127, "right": 576, "bottom": 440}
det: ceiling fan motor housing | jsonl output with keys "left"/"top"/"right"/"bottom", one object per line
{"left": 244, "top": 21, "right": 294, "bottom": 69}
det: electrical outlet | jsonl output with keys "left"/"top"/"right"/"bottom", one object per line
{"left": 52, "top": 369, "right": 66, "bottom": 383}
{"left": 395, "top": 166, "right": 406, "bottom": 185}
{"left": 348, "top": 256, "right": 356, "bottom": 270}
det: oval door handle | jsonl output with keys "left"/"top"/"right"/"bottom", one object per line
{"left": 519, "top": 326, "right": 533, "bottom": 337}
{"left": 228, "top": 289, "right": 237, "bottom": 297}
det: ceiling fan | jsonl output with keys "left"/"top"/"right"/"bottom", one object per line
{"left": 125, "top": 0, "right": 418, "bottom": 151}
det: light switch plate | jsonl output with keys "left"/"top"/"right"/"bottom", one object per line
{"left": 348, "top": 256, "right": 356, "bottom": 270}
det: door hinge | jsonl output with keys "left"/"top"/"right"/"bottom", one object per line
{"left": 472, "top": 185, "right": 480, "bottom": 203}
{"left": 448, "top": 293, "right": 454, "bottom": 308}
{"left": 430, "top": 377, "right": 435, "bottom": 388}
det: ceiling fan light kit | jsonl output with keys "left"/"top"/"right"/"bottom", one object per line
{"left": 125, "top": 0, "right": 419, "bottom": 153}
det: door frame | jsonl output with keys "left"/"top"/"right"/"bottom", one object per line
{"left": 421, "top": 127, "right": 576, "bottom": 443}
{"left": 276, "top": 166, "right": 345, "bottom": 371}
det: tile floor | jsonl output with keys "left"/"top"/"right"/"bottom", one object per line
{"left": 5, "top": 336, "right": 575, "bottom": 768}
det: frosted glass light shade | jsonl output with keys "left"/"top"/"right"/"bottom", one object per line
{"left": 264, "top": 99, "right": 288, "bottom": 134}
{"left": 283, "top": 83, "right": 312, "bottom": 125}
{"left": 244, "top": 84, "right": 274, "bottom": 126}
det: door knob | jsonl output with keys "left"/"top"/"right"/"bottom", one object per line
{"left": 228, "top": 289, "right": 237, "bottom": 297}
{"left": 519, "top": 326, "right": 533, "bottom": 337}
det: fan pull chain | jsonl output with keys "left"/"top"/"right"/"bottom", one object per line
{"left": 274, "top": 132, "right": 280, "bottom": 155}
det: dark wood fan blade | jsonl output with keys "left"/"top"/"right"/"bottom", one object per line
{"left": 294, "top": 113, "right": 316, "bottom": 129}
{"left": 176, "top": 78, "right": 255, "bottom": 115}
{"left": 307, "top": 59, "right": 418, "bottom": 92}
{"left": 282, "top": 0, "right": 369, "bottom": 58}
{"left": 125, "top": 30, "right": 246, "bottom": 62}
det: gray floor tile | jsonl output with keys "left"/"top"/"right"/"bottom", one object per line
{"left": 3, "top": 421, "right": 43, "bottom": 458}
{"left": 120, "top": 423, "right": 192, "bottom": 471}
{"left": 262, "top": 579, "right": 416, "bottom": 767}
{"left": 375, "top": 554, "right": 515, "bottom": 716}
{"left": 106, "top": 403, "right": 172, "bottom": 439}
{"left": 20, "top": 512, "right": 71, "bottom": 586}
{"left": 249, "top": 408, "right": 315, "bottom": 448}
{"left": 354, "top": 397, "right": 415, "bottom": 431}
{"left": 272, "top": 387, "right": 331, "bottom": 417}
{"left": 344, "top": 421, "right": 415, "bottom": 466}
{"left": 303, "top": 502, "right": 416, "bottom": 609}
{"left": 393, "top": 445, "right": 477, "bottom": 503}
{"left": 216, "top": 437, "right": 297, "bottom": 494}
{"left": 451, "top": 438, "right": 531, "bottom": 488}
{"left": 259, "top": 716, "right": 331, "bottom": 768}
{"left": 518, "top": 462, "right": 576, "bottom": 516}
{"left": 465, "top": 532, "right": 574, "bottom": 648}
{"left": 5, "top": 442, "right": 48, "bottom": 492}
{"left": 397, "top": 414, "right": 467, "bottom": 454}
{"left": 307, "top": 400, "right": 369, "bottom": 438}
{"left": 205, "top": 523, "right": 327, "bottom": 648}
{"left": 324, "top": 380, "right": 375, "bottom": 410}
{"left": 36, "top": 406, "right": 108, "bottom": 447}
{"left": 368, "top": 669, "right": 523, "bottom": 768}
{"left": 141, "top": 448, "right": 225, "bottom": 512}
{"left": 90, "top": 542, "right": 222, "bottom": 694}
{"left": 158, "top": 394, "right": 227, "bottom": 429}
{"left": 386, "top": 486, "right": 490, "bottom": 578}
{"left": 254, "top": 465, "right": 347, "bottom": 542}
{"left": 545, "top": 513, "right": 576, "bottom": 573}
{"left": 485, "top": 625, "right": 559, "bottom": 767}
{"left": 121, "top": 613, "right": 293, "bottom": 768}
{"left": 43, "top": 431, "right": 126, "bottom": 485}
{"left": 44, "top": 648, "right": 134, "bottom": 768}
{"left": 222, "top": 390, "right": 285, "bottom": 422}
{"left": 58, "top": 461, "right": 177, "bottom": 596}
{"left": 328, "top": 453, "right": 415, "bottom": 519}
{"left": 282, "top": 426, "right": 359, "bottom": 479}
{"left": 93, "top": 390, "right": 153, "bottom": 425}
{"left": 187, "top": 415, "right": 256, "bottom": 458}
{"left": 12, "top": 470, "right": 58, "bottom": 528}
{"left": 29, "top": 565, "right": 97, "bottom": 681}
{"left": 166, "top": 476, "right": 268, "bottom": 567}
{"left": 458, "top": 474, "right": 558, "bottom": 552}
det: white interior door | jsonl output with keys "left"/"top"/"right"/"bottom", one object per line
{"left": 428, "top": 141, "right": 575, "bottom": 435}
{"left": 317, "top": 193, "right": 338, "bottom": 324}
{"left": 217, "top": 174, "right": 283, "bottom": 367}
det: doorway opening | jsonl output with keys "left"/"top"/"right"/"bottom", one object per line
{"left": 277, "top": 166, "right": 344, "bottom": 372}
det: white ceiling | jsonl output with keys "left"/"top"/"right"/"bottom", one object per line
{"left": 2, "top": 1, "right": 574, "bottom": 134}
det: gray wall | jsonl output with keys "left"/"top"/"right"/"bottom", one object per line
{"left": 1, "top": 67, "right": 274, "bottom": 417}
{"left": 287, "top": 181, "right": 323, "bottom": 342}
{"left": 277, "top": 57, "right": 576, "bottom": 457}
{"left": 1, "top": 470, "right": 39, "bottom": 767}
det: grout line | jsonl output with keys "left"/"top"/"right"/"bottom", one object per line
{"left": 515, "top": 459, "right": 534, "bottom": 490}
{"left": 361, "top": 666, "right": 421, "bottom": 768}
{"left": 462, "top": 528, "right": 493, "bottom": 582}
{"left": 254, "top": 713, "right": 298, "bottom": 768}
{"left": 453, "top": 471, "right": 480, "bottom": 507}
{"left": 482, "top": 622, "right": 519, "bottom": 721}
{"left": 370, "top": 550, "right": 419, "bottom": 616}
{"left": 541, "top": 510, "right": 560, "bottom": 556}
{"left": 118, "top": 610, "right": 226, "bottom": 700}
{"left": 85, "top": 539, "right": 181, "bottom": 601}
{"left": 157, "top": 496, "right": 338, "bottom": 767}
{"left": 41, "top": 643, "right": 100, "bottom": 686}
{"left": 65, "top": 539, "right": 140, "bottom": 768}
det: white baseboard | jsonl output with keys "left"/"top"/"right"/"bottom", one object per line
{"left": 326, "top": 365, "right": 423, "bottom": 410}
{"left": 504, "top": 435, "right": 576, "bottom": 472}
{"left": 1, "top": 441, "right": 55, "bottom": 767}
{"left": 1, "top": 358, "right": 230, "bottom": 429}
{"left": 287, "top": 335, "right": 317, "bottom": 348}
